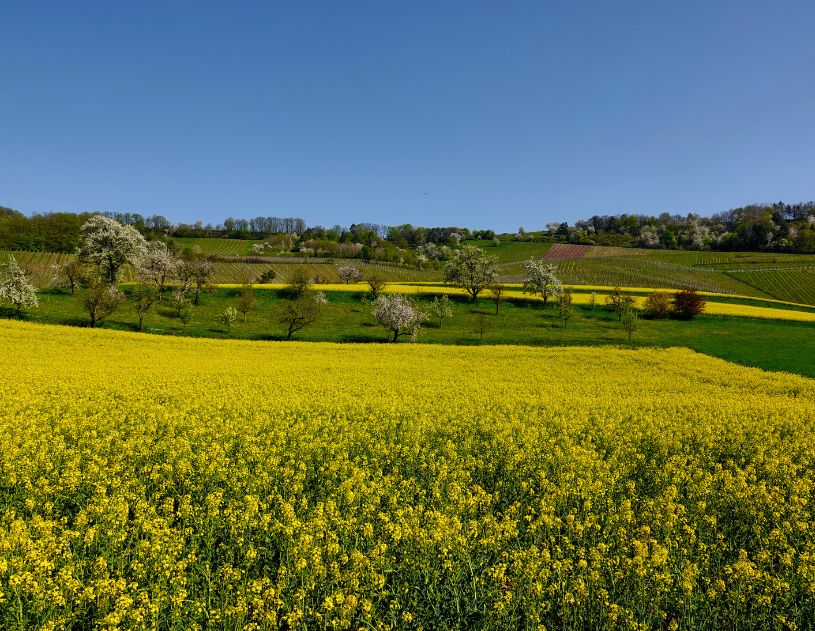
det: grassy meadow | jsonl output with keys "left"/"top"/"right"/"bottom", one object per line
{"left": 7, "top": 283, "right": 815, "bottom": 378}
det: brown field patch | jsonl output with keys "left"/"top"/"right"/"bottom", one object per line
{"left": 539, "top": 244, "right": 591, "bottom": 259}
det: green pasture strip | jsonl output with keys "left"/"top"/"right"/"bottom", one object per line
{"left": 6, "top": 286, "right": 815, "bottom": 378}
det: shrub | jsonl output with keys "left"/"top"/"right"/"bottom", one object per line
{"left": 643, "top": 291, "right": 671, "bottom": 319}
{"left": 673, "top": 290, "right": 706, "bottom": 320}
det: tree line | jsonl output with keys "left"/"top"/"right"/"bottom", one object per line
{"left": 3, "top": 199, "right": 815, "bottom": 256}
{"left": 531, "top": 201, "right": 815, "bottom": 253}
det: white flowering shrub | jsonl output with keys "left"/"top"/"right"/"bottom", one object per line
{"left": 522, "top": 258, "right": 562, "bottom": 308}
{"left": 77, "top": 215, "right": 148, "bottom": 286}
{"left": 0, "top": 255, "right": 38, "bottom": 316}
{"left": 337, "top": 266, "right": 362, "bottom": 284}
{"left": 217, "top": 306, "right": 239, "bottom": 334}
{"left": 372, "top": 293, "right": 426, "bottom": 342}
{"left": 134, "top": 242, "right": 177, "bottom": 298}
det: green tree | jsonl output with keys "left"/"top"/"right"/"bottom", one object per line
{"left": 287, "top": 266, "right": 312, "bottom": 299}
{"left": 79, "top": 283, "right": 125, "bottom": 328}
{"left": 235, "top": 282, "right": 256, "bottom": 323}
{"left": 428, "top": 294, "right": 454, "bottom": 328}
{"left": 643, "top": 291, "right": 671, "bottom": 319}
{"left": 130, "top": 283, "right": 159, "bottom": 332}
{"left": 487, "top": 282, "right": 508, "bottom": 315}
{"left": 472, "top": 312, "right": 491, "bottom": 342}
{"left": 555, "top": 287, "right": 574, "bottom": 328}
{"left": 621, "top": 302, "right": 639, "bottom": 340}
{"left": 179, "top": 304, "right": 194, "bottom": 333}
{"left": 50, "top": 258, "right": 89, "bottom": 294}
{"left": 605, "top": 287, "right": 635, "bottom": 320}
{"left": 366, "top": 272, "right": 386, "bottom": 297}
{"left": 278, "top": 291, "right": 328, "bottom": 340}
{"left": 443, "top": 244, "right": 498, "bottom": 301}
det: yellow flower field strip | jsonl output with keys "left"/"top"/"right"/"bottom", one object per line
{"left": 569, "top": 294, "right": 815, "bottom": 322}
{"left": 3, "top": 319, "right": 815, "bottom": 628}
{"left": 203, "top": 282, "right": 815, "bottom": 322}
{"left": 203, "top": 280, "right": 815, "bottom": 310}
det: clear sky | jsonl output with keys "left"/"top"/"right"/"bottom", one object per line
{"left": 1, "top": 1, "right": 813, "bottom": 233}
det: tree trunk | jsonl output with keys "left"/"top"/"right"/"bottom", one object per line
{"left": 108, "top": 256, "right": 118, "bottom": 288}
{"left": 139, "top": 315, "right": 144, "bottom": 332}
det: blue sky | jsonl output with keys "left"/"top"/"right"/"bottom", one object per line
{"left": 1, "top": 1, "right": 813, "bottom": 233}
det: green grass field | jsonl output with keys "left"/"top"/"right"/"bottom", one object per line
{"left": 8, "top": 285, "right": 815, "bottom": 379}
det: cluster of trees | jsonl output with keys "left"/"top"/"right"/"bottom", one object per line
{"left": 2, "top": 218, "right": 710, "bottom": 343}
{"left": 0, "top": 206, "right": 91, "bottom": 252}
{"left": 35, "top": 216, "right": 218, "bottom": 328}
{"left": 522, "top": 201, "right": 815, "bottom": 253}
{"left": 5, "top": 198, "right": 815, "bottom": 256}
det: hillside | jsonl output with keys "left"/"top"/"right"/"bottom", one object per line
{"left": 7, "top": 240, "right": 815, "bottom": 304}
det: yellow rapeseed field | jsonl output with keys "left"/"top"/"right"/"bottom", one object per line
{"left": 3, "top": 320, "right": 815, "bottom": 630}
{"left": 230, "top": 283, "right": 815, "bottom": 323}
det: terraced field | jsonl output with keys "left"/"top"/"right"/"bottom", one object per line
{"left": 724, "top": 269, "right": 815, "bottom": 305}
{"left": 514, "top": 245, "right": 815, "bottom": 303}
{"left": 496, "top": 258, "right": 771, "bottom": 298}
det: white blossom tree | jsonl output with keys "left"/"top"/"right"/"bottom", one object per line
{"left": 337, "top": 266, "right": 362, "bottom": 284}
{"left": 0, "top": 255, "right": 39, "bottom": 316}
{"left": 442, "top": 244, "right": 498, "bottom": 301}
{"left": 134, "top": 242, "right": 177, "bottom": 299}
{"left": 217, "top": 306, "right": 238, "bottom": 334}
{"left": 522, "top": 258, "right": 562, "bottom": 308}
{"left": 76, "top": 215, "right": 148, "bottom": 287}
{"left": 372, "top": 293, "right": 426, "bottom": 342}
